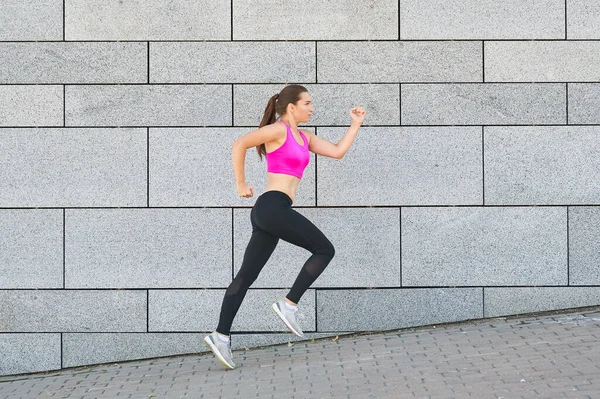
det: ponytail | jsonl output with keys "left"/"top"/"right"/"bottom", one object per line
{"left": 256, "top": 94, "right": 279, "bottom": 160}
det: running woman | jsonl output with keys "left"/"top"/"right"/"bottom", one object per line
{"left": 204, "top": 84, "right": 366, "bottom": 369}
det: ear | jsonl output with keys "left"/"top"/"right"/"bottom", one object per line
{"left": 286, "top": 102, "right": 295, "bottom": 114}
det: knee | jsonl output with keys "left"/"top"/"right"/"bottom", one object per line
{"left": 316, "top": 240, "right": 335, "bottom": 260}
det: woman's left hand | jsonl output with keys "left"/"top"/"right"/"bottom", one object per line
{"left": 350, "top": 106, "right": 366, "bottom": 124}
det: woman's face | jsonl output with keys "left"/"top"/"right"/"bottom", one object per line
{"left": 291, "top": 92, "right": 314, "bottom": 123}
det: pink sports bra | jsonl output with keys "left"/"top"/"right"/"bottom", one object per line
{"left": 265, "top": 120, "right": 310, "bottom": 179}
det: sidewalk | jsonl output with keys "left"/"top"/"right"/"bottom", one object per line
{"left": 1, "top": 307, "right": 599, "bottom": 399}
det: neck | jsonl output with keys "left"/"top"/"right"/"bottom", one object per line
{"left": 280, "top": 116, "right": 298, "bottom": 130}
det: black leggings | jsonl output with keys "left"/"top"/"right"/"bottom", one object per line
{"left": 216, "top": 190, "right": 335, "bottom": 335}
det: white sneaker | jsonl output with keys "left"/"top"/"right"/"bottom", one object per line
{"left": 272, "top": 300, "right": 305, "bottom": 337}
{"left": 203, "top": 331, "right": 235, "bottom": 369}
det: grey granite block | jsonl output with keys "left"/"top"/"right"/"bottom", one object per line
{"left": 569, "top": 207, "right": 600, "bottom": 285}
{"left": 402, "top": 207, "right": 567, "bottom": 286}
{"left": 65, "top": 0, "right": 230, "bottom": 40}
{"left": 234, "top": 84, "right": 399, "bottom": 126}
{"left": 317, "top": 127, "right": 483, "bottom": 206}
{"left": 400, "top": 0, "right": 564, "bottom": 39}
{"left": 0, "top": 334, "right": 61, "bottom": 376}
{"left": 233, "top": 0, "right": 397, "bottom": 40}
{"left": 0, "top": 86, "right": 62, "bottom": 127}
{"left": 318, "top": 41, "right": 482, "bottom": 83}
{"left": 65, "top": 85, "right": 231, "bottom": 127}
{"left": 63, "top": 333, "right": 208, "bottom": 368}
{"left": 0, "top": 290, "right": 146, "bottom": 332}
{"left": 568, "top": 83, "right": 600, "bottom": 124}
{"left": 149, "top": 128, "right": 315, "bottom": 207}
{"left": 151, "top": 42, "right": 315, "bottom": 84}
{"left": 485, "top": 41, "right": 600, "bottom": 82}
{"left": 317, "top": 288, "right": 483, "bottom": 331}
{"left": 401, "top": 84, "right": 566, "bottom": 125}
{"left": 149, "top": 289, "right": 315, "bottom": 333}
{"left": 149, "top": 290, "right": 223, "bottom": 332}
{"left": 485, "top": 126, "right": 600, "bottom": 205}
{"left": 484, "top": 287, "right": 600, "bottom": 317}
{"left": 0, "top": 210, "right": 62, "bottom": 289}
{"left": 0, "top": 1, "right": 62, "bottom": 41}
{"left": 233, "top": 208, "right": 400, "bottom": 288}
{"left": 0, "top": 43, "right": 147, "bottom": 84}
{"left": 567, "top": 0, "right": 600, "bottom": 39}
{"left": 0, "top": 128, "right": 146, "bottom": 207}
{"left": 231, "top": 332, "right": 347, "bottom": 351}
{"left": 65, "top": 209, "right": 231, "bottom": 288}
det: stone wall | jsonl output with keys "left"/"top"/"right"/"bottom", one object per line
{"left": 1, "top": 0, "right": 600, "bottom": 376}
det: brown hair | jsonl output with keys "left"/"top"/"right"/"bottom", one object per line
{"left": 256, "top": 84, "right": 308, "bottom": 160}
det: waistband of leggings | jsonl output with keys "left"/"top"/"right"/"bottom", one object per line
{"left": 258, "top": 190, "right": 293, "bottom": 206}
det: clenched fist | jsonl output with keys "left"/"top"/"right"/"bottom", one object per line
{"left": 237, "top": 182, "right": 254, "bottom": 198}
{"left": 350, "top": 106, "right": 366, "bottom": 124}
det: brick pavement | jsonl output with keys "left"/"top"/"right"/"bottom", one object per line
{"left": 1, "top": 307, "right": 599, "bottom": 399}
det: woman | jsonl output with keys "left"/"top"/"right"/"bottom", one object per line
{"left": 204, "top": 84, "right": 366, "bottom": 369}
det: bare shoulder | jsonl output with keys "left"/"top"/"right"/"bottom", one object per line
{"left": 235, "top": 121, "right": 286, "bottom": 148}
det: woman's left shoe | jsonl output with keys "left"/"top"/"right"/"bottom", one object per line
{"left": 272, "top": 300, "right": 304, "bottom": 337}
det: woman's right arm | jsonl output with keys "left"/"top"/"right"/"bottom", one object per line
{"left": 232, "top": 123, "right": 284, "bottom": 198}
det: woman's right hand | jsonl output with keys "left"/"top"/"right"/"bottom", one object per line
{"left": 237, "top": 182, "right": 254, "bottom": 198}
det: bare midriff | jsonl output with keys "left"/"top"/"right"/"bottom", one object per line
{"left": 264, "top": 172, "right": 301, "bottom": 203}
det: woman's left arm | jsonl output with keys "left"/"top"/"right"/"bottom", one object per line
{"left": 306, "top": 106, "right": 366, "bottom": 159}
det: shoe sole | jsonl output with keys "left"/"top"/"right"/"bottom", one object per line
{"left": 272, "top": 303, "right": 304, "bottom": 338}
{"left": 203, "top": 336, "right": 235, "bottom": 370}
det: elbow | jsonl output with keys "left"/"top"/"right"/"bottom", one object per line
{"left": 336, "top": 151, "right": 345, "bottom": 160}
{"left": 232, "top": 140, "right": 246, "bottom": 152}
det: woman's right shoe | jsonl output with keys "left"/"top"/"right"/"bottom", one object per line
{"left": 203, "top": 331, "right": 235, "bottom": 369}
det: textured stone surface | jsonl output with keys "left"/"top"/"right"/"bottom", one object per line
{"left": 317, "top": 288, "right": 482, "bottom": 331}
{"left": 484, "top": 287, "right": 600, "bottom": 317}
{"left": 485, "top": 126, "right": 600, "bottom": 205}
{"left": 233, "top": 208, "right": 400, "bottom": 288}
{"left": 65, "top": 85, "right": 231, "bottom": 127}
{"left": 231, "top": 332, "right": 345, "bottom": 350}
{"left": 0, "top": 291, "right": 146, "bottom": 332}
{"left": 568, "top": 0, "right": 600, "bottom": 39}
{"left": 401, "top": 207, "right": 567, "bottom": 286}
{"left": 234, "top": 84, "right": 399, "bottom": 126}
{"left": 151, "top": 42, "right": 315, "bottom": 83}
{"left": 0, "top": 86, "right": 62, "bottom": 127}
{"left": 148, "top": 289, "right": 316, "bottom": 332}
{"left": 1, "top": 308, "right": 599, "bottom": 395}
{"left": 0, "top": 0, "right": 62, "bottom": 41}
{"left": 568, "top": 83, "right": 600, "bottom": 124}
{"left": 233, "top": 0, "right": 398, "bottom": 40}
{"left": 149, "top": 290, "right": 223, "bottom": 332}
{"left": 65, "top": 0, "right": 230, "bottom": 40}
{"left": 0, "top": 334, "right": 61, "bottom": 376}
{"left": 0, "top": 128, "right": 146, "bottom": 207}
{"left": 0, "top": 210, "right": 62, "bottom": 289}
{"left": 318, "top": 41, "right": 482, "bottom": 83}
{"left": 400, "top": 0, "right": 565, "bottom": 39}
{"left": 149, "top": 128, "right": 316, "bottom": 207}
{"left": 62, "top": 333, "right": 208, "bottom": 368}
{"left": 485, "top": 41, "right": 600, "bottom": 82}
{"left": 317, "top": 127, "right": 483, "bottom": 206}
{"left": 65, "top": 209, "right": 231, "bottom": 288}
{"left": 402, "top": 84, "right": 566, "bottom": 125}
{"left": 0, "top": 43, "right": 147, "bottom": 84}
{"left": 569, "top": 207, "right": 600, "bottom": 285}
